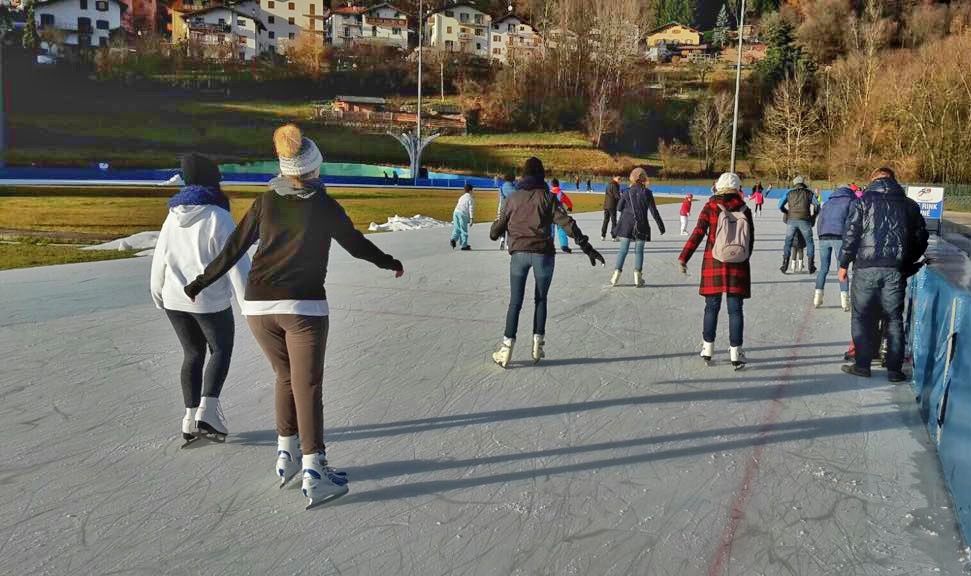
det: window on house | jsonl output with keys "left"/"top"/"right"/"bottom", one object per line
{"left": 476, "top": 28, "right": 484, "bottom": 36}
{"left": 99, "top": 36, "right": 108, "bottom": 47}
{"left": 269, "top": 30, "right": 275, "bottom": 38}
{"left": 309, "top": 4, "right": 315, "bottom": 14}
{"left": 288, "top": 32, "right": 295, "bottom": 39}
{"left": 444, "top": 10, "right": 453, "bottom": 17}
{"left": 96, "top": 19, "right": 109, "bottom": 29}
{"left": 392, "top": 27, "right": 400, "bottom": 35}
{"left": 80, "top": 0, "right": 88, "bottom": 9}
{"left": 474, "top": 14, "right": 482, "bottom": 24}
{"left": 288, "top": 16, "right": 294, "bottom": 25}
{"left": 508, "top": 24, "right": 515, "bottom": 32}
{"left": 95, "top": 0, "right": 108, "bottom": 11}
{"left": 476, "top": 42, "right": 481, "bottom": 50}
{"left": 267, "top": 0, "right": 274, "bottom": 7}
{"left": 288, "top": 2, "right": 294, "bottom": 9}
{"left": 459, "top": 13, "right": 468, "bottom": 22}
{"left": 492, "top": 34, "right": 498, "bottom": 42}
{"left": 493, "top": 47, "right": 499, "bottom": 54}
{"left": 218, "top": 18, "right": 226, "bottom": 25}
{"left": 239, "top": 51, "right": 246, "bottom": 59}
{"left": 237, "top": 18, "right": 245, "bottom": 26}
{"left": 268, "top": 15, "right": 274, "bottom": 23}
{"left": 40, "top": 13, "right": 54, "bottom": 27}
{"left": 445, "top": 39, "right": 454, "bottom": 50}
{"left": 371, "top": 25, "right": 376, "bottom": 36}
{"left": 446, "top": 26, "right": 451, "bottom": 34}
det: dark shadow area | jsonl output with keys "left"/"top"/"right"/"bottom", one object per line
{"left": 325, "top": 410, "right": 906, "bottom": 505}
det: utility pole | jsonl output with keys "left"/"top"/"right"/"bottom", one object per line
{"left": 729, "top": 0, "right": 746, "bottom": 173}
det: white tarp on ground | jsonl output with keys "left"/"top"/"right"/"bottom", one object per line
{"left": 368, "top": 214, "right": 450, "bottom": 232}
{"left": 81, "top": 231, "right": 160, "bottom": 252}
{"left": 0, "top": 206, "right": 967, "bottom": 575}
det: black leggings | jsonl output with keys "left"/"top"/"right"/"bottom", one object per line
{"left": 165, "top": 308, "right": 235, "bottom": 408}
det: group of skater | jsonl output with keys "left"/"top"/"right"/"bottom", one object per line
{"left": 150, "top": 124, "right": 929, "bottom": 509}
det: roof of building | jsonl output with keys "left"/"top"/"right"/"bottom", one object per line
{"left": 493, "top": 14, "right": 530, "bottom": 26}
{"left": 331, "top": 4, "right": 368, "bottom": 16}
{"left": 183, "top": 5, "right": 266, "bottom": 31}
{"left": 647, "top": 22, "right": 701, "bottom": 35}
{"left": 428, "top": 2, "right": 488, "bottom": 17}
{"left": 336, "top": 95, "right": 387, "bottom": 105}
{"left": 366, "top": 2, "right": 408, "bottom": 16}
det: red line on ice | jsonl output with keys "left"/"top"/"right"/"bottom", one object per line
{"left": 706, "top": 303, "right": 815, "bottom": 576}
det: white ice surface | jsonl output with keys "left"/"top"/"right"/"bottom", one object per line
{"left": 80, "top": 231, "right": 160, "bottom": 252}
{"left": 0, "top": 206, "right": 967, "bottom": 576}
{"left": 368, "top": 214, "right": 450, "bottom": 232}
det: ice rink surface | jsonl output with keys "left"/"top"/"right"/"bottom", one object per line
{"left": 1, "top": 205, "right": 968, "bottom": 576}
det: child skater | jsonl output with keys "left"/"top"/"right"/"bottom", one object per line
{"left": 451, "top": 183, "right": 474, "bottom": 251}
{"left": 680, "top": 193, "right": 694, "bottom": 235}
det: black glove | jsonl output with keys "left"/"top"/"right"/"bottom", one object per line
{"left": 678, "top": 261, "right": 688, "bottom": 275}
{"left": 659, "top": 224, "right": 666, "bottom": 236}
{"left": 580, "top": 242, "right": 605, "bottom": 267}
{"left": 184, "top": 279, "right": 205, "bottom": 301}
{"left": 389, "top": 259, "right": 404, "bottom": 273}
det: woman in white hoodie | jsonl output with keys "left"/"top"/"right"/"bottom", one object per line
{"left": 150, "top": 154, "right": 250, "bottom": 445}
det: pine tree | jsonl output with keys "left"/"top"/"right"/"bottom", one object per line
{"left": 712, "top": 4, "right": 731, "bottom": 49}
{"left": 657, "top": 0, "right": 696, "bottom": 26}
{"left": 23, "top": 0, "right": 39, "bottom": 53}
{"left": 755, "top": 12, "right": 813, "bottom": 88}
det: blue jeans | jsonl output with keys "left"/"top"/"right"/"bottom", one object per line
{"left": 815, "top": 238, "right": 849, "bottom": 291}
{"left": 703, "top": 295, "right": 744, "bottom": 347}
{"left": 451, "top": 211, "right": 470, "bottom": 247}
{"left": 504, "top": 252, "right": 556, "bottom": 339}
{"left": 615, "top": 237, "right": 645, "bottom": 271}
{"left": 783, "top": 220, "right": 816, "bottom": 261}
{"left": 851, "top": 268, "right": 905, "bottom": 372}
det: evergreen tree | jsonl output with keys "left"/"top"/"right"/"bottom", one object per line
{"left": 712, "top": 4, "right": 731, "bottom": 48}
{"left": 657, "top": 0, "right": 696, "bottom": 26}
{"left": 23, "top": 0, "right": 39, "bottom": 53}
{"left": 755, "top": 12, "right": 813, "bottom": 88}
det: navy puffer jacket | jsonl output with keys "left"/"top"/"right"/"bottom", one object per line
{"left": 838, "top": 178, "right": 929, "bottom": 271}
{"left": 614, "top": 183, "right": 665, "bottom": 241}
{"left": 815, "top": 186, "right": 856, "bottom": 238}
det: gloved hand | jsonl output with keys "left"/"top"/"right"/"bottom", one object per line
{"left": 659, "top": 224, "right": 666, "bottom": 236}
{"left": 580, "top": 242, "right": 605, "bottom": 267}
{"left": 184, "top": 279, "right": 205, "bottom": 302}
{"left": 678, "top": 261, "right": 688, "bottom": 275}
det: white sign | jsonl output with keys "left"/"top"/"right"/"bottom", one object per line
{"left": 907, "top": 186, "right": 945, "bottom": 219}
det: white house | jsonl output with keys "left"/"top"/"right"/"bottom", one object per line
{"left": 34, "top": 0, "right": 125, "bottom": 49}
{"left": 489, "top": 14, "right": 540, "bottom": 63}
{"left": 181, "top": 6, "right": 266, "bottom": 60}
{"left": 322, "top": 3, "right": 366, "bottom": 47}
{"left": 231, "top": 0, "right": 326, "bottom": 55}
{"left": 357, "top": 2, "right": 410, "bottom": 50}
{"left": 425, "top": 2, "right": 490, "bottom": 58}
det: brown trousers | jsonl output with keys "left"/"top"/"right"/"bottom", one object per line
{"left": 247, "top": 314, "right": 329, "bottom": 456}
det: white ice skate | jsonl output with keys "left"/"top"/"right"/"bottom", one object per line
{"left": 302, "top": 453, "right": 349, "bottom": 510}
{"left": 730, "top": 346, "right": 747, "bottom": 371}
{"left": 797, "top": 259, "right": 806, "bottom": 273}
{"left": 276, "top": 435, "right": 301, "bottom": 488}
{"left": 610, "top": 269, "right": 622, "bottom": 286}
{"left": 180, "top": 408, "right": 199, "bottom": 448}
{"left": 814, "top": 289, "right": 824, "bottom": 309}
{"left": 532, "top": 335, "right": 545, "bottom": 364}
{"left": 634, "top": 270, "right": 645, "bottom": 288}
{"left": 492, "top": 338, "right": 514, "bottom": 368}
{"left": 195, "top": 396, "right": 228, "bottom": 442}
{"left": 841, "top": 291, "right": 850, "bottom": 312}
{"left": 701, "top": 341, "right": 714, "bottom": 365}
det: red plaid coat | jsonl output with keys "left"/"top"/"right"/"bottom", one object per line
{"left": 678, "top": 192, "right": 755, "bottom": 299}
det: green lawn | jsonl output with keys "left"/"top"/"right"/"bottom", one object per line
{"left": 0, "top": 243, "right": 138, "bottom": 271}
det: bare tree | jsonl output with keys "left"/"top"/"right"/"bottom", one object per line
{"left": 754, "top": 71, "right": 824, "bottom": 180}
{"left": 287, "top": 32, "right": 331, "bottom": 79}
{"left": 690, "top": 91, "right": 733, "bottom": 176}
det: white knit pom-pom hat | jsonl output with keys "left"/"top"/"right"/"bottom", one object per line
{"left": 715, "top": 172, "right": 742, "bottom": 193}
{"left": 278, "top": 138, "right": 323, "bottom": 177}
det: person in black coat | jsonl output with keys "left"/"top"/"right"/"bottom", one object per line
{"left": 610, "top": 168, "right": 665, "bottom": 287}
{"left": 602, "top": 176, "right": 622, "bottom": 241}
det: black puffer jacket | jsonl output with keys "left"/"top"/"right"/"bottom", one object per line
{"left": 838, "top": 177, "right": 929, "bottom": 271}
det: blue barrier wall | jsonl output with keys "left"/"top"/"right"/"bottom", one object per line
{"left": 909, "top": 237, "right": 971, "bottom": 542}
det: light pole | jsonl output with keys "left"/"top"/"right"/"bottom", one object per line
{"left": 729, "top": 0, "right": 746, "bottom": 173}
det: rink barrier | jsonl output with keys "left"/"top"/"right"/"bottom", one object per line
{"left": 907, "top": 236, "right": 971, "bottom": 542}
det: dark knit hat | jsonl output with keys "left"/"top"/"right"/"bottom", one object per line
{"left": 523, "top": 157, "right": 545, "bottom": 181}
{"left": 464, "top": 183, "right": 473, "bottom": 192}
{"left": 181, "top": 153, "right": 221, "bottom": 188}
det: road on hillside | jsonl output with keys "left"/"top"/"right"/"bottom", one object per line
{"left": 1, "top": 205, "right": 966, "bottom": 575}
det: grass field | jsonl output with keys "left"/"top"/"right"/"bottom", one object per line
{"left": 0, "top": 186, "right": 677, "bottom": 270}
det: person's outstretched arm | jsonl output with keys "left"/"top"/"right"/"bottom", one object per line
{"left": 647, "top": 190, "right": 665, "bottom": 235}
{"left": 552, "top": 201, "right": 604, "bottom": 266}
{"left": 490, "top": 196, "right": 512, "bottom": 241}
{"left": 212, "top": 209, "right": 252, "bottom": 309}
{"left": 328, "top": 198, "right": 403, "bottom": 274}
{"left": 185, "top": 199, "right": 261, "bottom": 299}
{"left": 909, "top": 202, "right": 930, "bottom": 262}
{"left": 778, "top": 192, "right": 789, "bottom": 214}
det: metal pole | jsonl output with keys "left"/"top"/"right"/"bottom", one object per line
{"left": 0, "top": 32, "right": 6, "bottom": 167}
{"left": 729, "top": 0, "right": 745, "bottom": 173}
{"left": 415, "top": 0, "right": 422, "bottom": 183}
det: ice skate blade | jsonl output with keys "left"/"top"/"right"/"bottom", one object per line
{"left": 278, "top": 470, "right": 298, "bottom": 489}
{"left": 197, "top": 421, "right": 227, "bottom": 442}
{"left": 733, "top": 363, "right": 747, "bottom": 371}
{"left": 304, "top": 485, "right": 349, "bottom": 510}
{"left": 702, "top": 357, "right": 712, "bottom": 366}
{"left": 180, "top": 434, "right": 202, "bottom": 449}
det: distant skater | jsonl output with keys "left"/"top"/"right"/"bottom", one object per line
{"left": 679, "top": 193, "right": 694, "bottom": 235}
{"left": 751, "top": 182, "right": 764, "bottom": 215}
{"left": 497, "top": 173, "right": 515, "bottom": 250}
{"left": 602, "top": 175, "right": 621, "bottom": 241}
{"left": 779, "top": 176, "right": 819, "bottom": 274}
{"left": 451, "top": 183, "right": 474, "bottom": 251}
{"left": 550, "top": 178, "right": 574, "bottom": 253}
{"left": 184, "top": 124, "right": 404, "bottom": 508}
{"left": 611, "top": 168, "right": 666, "bottom": 288}
{"left": 151, "top": 153, "right": 250, "bottom": 447}
{"left": 489, "top": 157, "right": 605, "bottom": 368}
{"left": 678, "top": 173, "right": 755, "bottom": 371}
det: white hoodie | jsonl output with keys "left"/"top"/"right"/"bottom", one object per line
{"left": 150, "top": 205, "right": 250, "bottom": 314}
{"left": 454, "top": 192, "right": 474, "bottom": 220}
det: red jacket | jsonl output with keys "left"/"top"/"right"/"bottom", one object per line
{"left": 552, "top": 187, "right": 574, "bottom": 211}
{"left": 680, "top": 198, "right": 692, "bottom": 216}
{"left": 679, "top": 193, "right": 755, "bottom": 299}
